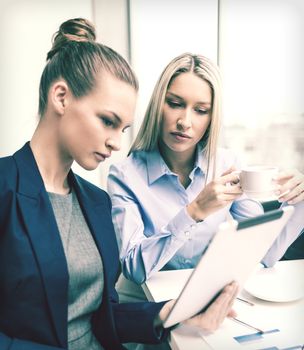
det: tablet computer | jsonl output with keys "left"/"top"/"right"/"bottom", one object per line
{"left": 163, "top": 206, "right": 294, "bottom": 328}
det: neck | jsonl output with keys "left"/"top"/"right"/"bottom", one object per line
{"left": 30, "top": 117, "right": 73, "bottom": 195}
{"left": 159, "top": 143, "right": 196, "bottom": 179}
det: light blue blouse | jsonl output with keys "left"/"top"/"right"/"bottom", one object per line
{"left": 107, "top": 147, "right": 303, "bottom": 285}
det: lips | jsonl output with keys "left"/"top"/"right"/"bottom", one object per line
{"left": 101, "top": 152, "right": 111, "bottom": 158}
{"left": 170, "top": 131, "right": 191, "bottom": 139}
{"left": 94, "top": 152, "right": 111, "bottom": 162}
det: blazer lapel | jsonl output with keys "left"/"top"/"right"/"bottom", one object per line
{"left": 13, "top": 142, "right": 119, "bottom": 348}
{"left": 14, "top": 143, "right": 69, "bottom": 348}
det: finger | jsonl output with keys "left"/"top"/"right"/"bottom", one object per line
{"left": 222, "top": 184, "right": 243, "bottom": 195}
{"left": 273, "top": 173, "right": 294, "bottom": 184}
{"left": 215, "top": 292, "right": 233, "bottom": 325}
{"left": 277, "top": 175, "right": 303, "bottom": 195}
{"left": 185, "top": 287, "right": 231, "bottom": 329}
{"left": 221, "top": 166, "right": 237, "bottom": 177}
{"left": 228, "top": 283, "right": 239, "bottom": 310}
{"left": 184, "top": 282, "right": 238, "bottom": 330}
{"left": 227, "top": 308, "right": 237, "bottom": 318}
{"left": 275, "top": 176, "right": 293, "bottom": 186}
{"left": 287, "top": 191, "right": 304, "bottom": 204}
{"left": 274, "top": 170, "right": 302, "bottom": 185}
{"left": 218, "top": 173, "right": 241, "bottom": 185}
{"left": 216, "top": 283, "right": 239, "bottom": 324}
{"left": 282, "top": 189, "right": 304, "bottom": 204}
{"left": 278, "top": 182, "right": 304, "bottom": 203}
{"left": 206, "top": 283, "right": 237, "bottom": 325}
{"left": 279, "top": 188, "right": 299, "bottom": 202}
{"left": 216, "top": 190, "right": 243, "bottom": 203}
{"left": 197, "top": 291, "right": 230, "bottom": 330}
{"left": 219, "top": 194, "right": 243, "bottom": 203}
{"left": 157, "top": 299, "right": 176, "bottom": 324}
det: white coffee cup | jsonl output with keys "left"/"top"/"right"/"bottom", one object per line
{"left": 237, "top": 166, "right": 278, "bottom": 201}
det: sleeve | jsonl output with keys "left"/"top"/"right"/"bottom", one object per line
{"left": 0, "top": 166, "right": 64, "bottom": 350}
{"left": 107, "top": 164, "right": 199, "bottom": 284}
{"left": 230, "top": 195, "right": 304, "bottom": 267}
{"left": 262, "top": 201, "right": 304, "bottom": 267}
{"left": 231, "top": 194, "right": 304, "bottom": 267}
{"left": 230, "top": 197, "right": 264, "bottom": 221}
{"left": 0, "top": 335, "right": 64, "bottom": 350}
{"left": 100, "top": 238, "right": 170, "bottom": 345}
{"left": 112, "top": 301, "right": 170, "bottom": 344}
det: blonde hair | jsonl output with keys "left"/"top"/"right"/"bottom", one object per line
{"left": 130, "top": 53, "right": 222, "bottom": 180}
{"left": 39, "top": 18, "right": 138, "bottom": 116}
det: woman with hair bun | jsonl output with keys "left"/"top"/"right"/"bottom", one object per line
{"left": 0, "top": 18, "right": 238, "bottom": 350}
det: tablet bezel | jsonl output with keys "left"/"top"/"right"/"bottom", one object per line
{"left": 163, "top": 206, "right": 294, "bottom": 328}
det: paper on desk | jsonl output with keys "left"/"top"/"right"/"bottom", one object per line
{"left": 201, "top": 323, "right": 304, "bottom": 350}
{"left": 200, "top": 296, "right": 304, "bottom": 350}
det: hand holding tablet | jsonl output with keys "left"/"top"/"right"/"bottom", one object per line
{"left": 157, "top": 281, "right": 239, "bottom": 332}
{"left": 162, "top": 207, "right": 294, "bottom": 329}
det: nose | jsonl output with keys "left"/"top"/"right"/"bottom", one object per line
{"left": 106, "top": 136, "right": 121, "bottom": 152}
{"left": 177, "top": 108, "right": 192, "bottom": 130}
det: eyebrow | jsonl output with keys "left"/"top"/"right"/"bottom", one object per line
{"left": 166, "top": 92, "right": 211, "bottom": 106}
{"left": 104, "top": 110, "right": 121, "bottom": 122}
{"left": 105, "top": 110, "right": 131, "bottom": 129}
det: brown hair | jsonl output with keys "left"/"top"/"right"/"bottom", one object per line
{"left": 38, "top": 18, "right": 138, "bottom": 116}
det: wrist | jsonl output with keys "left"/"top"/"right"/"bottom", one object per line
{"left": 187, "top": 202, "right": 205, "bottom": 222}
{"left": 154, "top": 313, "right": 163, "bottom": 328}
{"left": 155, "top": 300, "right": 176, "bottom": 328}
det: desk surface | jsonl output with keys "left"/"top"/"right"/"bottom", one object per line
{"left": 143, "top": 260, "right": 304, "bottom": 350}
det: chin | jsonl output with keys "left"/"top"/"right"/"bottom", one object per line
{"left": 75, "top": 160, "right": 99, "bottom": 172}
{"left": 169, "top": 144, "right": 192, "bottom": 153}
{"left": 84, "top": 165, "right": 98, "bottom": 171}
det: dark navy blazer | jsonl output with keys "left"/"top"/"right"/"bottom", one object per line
{"left": 0, "top": 143, "right": 166, "bottom": 350}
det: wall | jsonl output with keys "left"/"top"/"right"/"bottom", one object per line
{"left": 219, "top": 0, "right": 304, "bottom": 171}
{"left": 0, "top": 0, "right": 130, "bottom": 189}
{"left": 129, "top": 0, "right": 304, "bottom": 172}
{"left": 0, "top": 0, "right": 93, "bottom": 154}
{"left": 1, "top": 0, "right": 302, "bottom": 190}
{"left": 130, "top": 0, "right": 219, "bottom": 133}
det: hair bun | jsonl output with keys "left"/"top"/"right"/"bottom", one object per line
{"left": 47, "top": 18, "right": 96, "bottom": 61}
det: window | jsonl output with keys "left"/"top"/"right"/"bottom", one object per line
{"left": 219, "top": 0, "right": 304, "bottom": 171}
{"left": 130, "top": 0, "right": 304, "bottom": 172}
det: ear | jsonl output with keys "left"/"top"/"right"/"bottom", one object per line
{"left": 49, "top": 80, "right": 69, "bottom": 115}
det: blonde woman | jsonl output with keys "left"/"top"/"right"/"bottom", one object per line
{"left": 107, "top": 53, "right": 304, "bottom": 306}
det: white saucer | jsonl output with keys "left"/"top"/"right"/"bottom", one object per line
{"left": 244, "top": 260, "right": 304, "bottom": 302}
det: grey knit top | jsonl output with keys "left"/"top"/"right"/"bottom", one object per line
{"left": 48, "top": 190, "right": 104, "bottom": 350}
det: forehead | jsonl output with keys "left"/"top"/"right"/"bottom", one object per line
{"left": 90, "top": 72, "right": 137, "bottom": 124}
{"left": 168, "top": 72, "right": 211, "bottom": 103}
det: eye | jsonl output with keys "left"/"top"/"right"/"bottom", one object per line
{"left": 101, "top": 116, "right": 115, "bottom": 128}
{"left": 166, "top": 99, "right": 184, "bottom": 109}
{"left": 195, "top": 107, "right": 210, "bottom": 115}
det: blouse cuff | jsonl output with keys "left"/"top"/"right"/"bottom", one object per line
{"left": 166, "top": 207, "right": 203, "bottom": 242}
